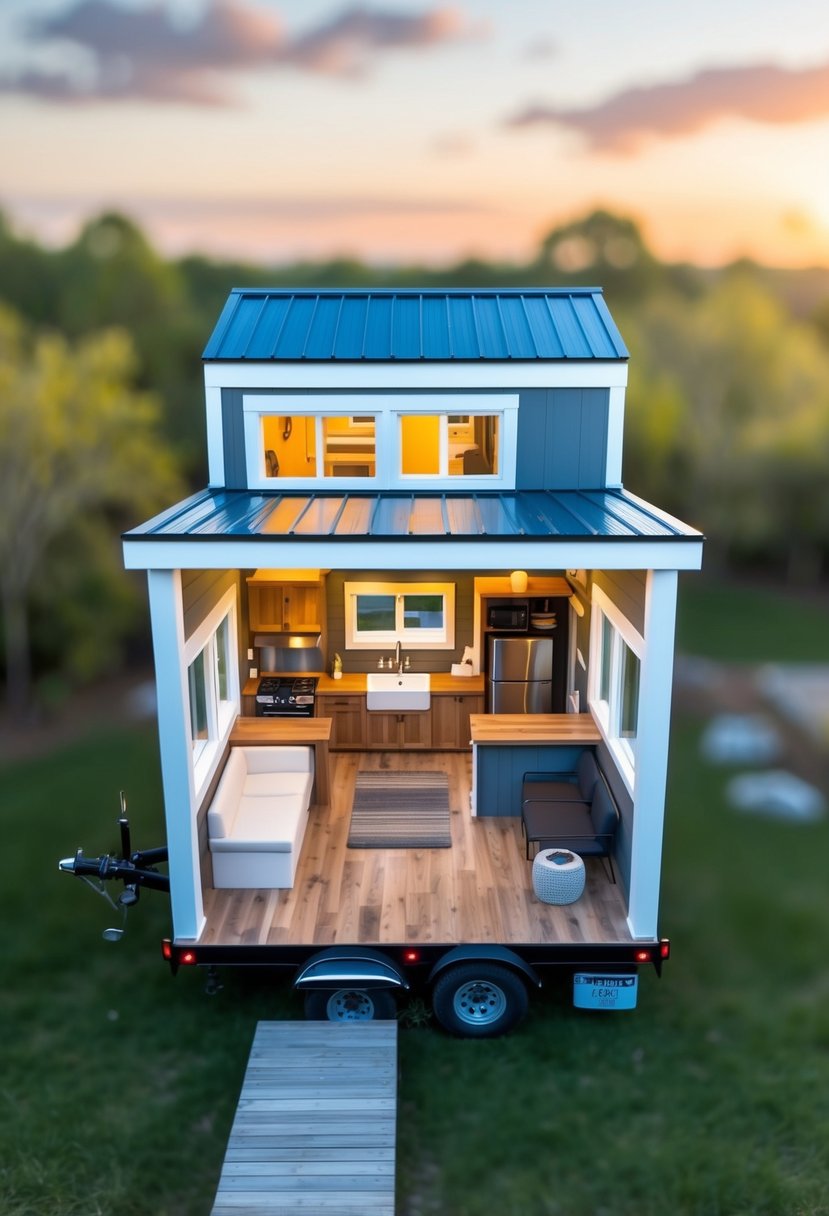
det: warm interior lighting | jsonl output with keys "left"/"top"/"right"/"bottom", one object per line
{"left": 510, "top": 570, "right": 528, "bottom": 593}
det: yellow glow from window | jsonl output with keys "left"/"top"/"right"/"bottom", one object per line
{"left": 401, "top": 415, "right": 440, "bottom": 475}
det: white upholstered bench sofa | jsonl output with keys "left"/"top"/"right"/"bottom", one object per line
{"left": 207, "top": 745, "right": 314, "bottom": 889}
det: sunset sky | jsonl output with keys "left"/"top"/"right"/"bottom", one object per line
{"left": 2, "top": 0, "right": 829, "bottom": 267}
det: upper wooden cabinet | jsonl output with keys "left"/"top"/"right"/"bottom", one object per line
{"left": 247, "top": 569, "right": 323, "bottom": 634}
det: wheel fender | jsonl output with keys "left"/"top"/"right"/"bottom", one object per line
{"left": 294, "top": 946, "right": 410, "bottom": 992}
{"left": 427, "top": 945, "right": 541, "bottom": 989}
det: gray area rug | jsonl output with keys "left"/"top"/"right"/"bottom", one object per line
{"left": 347, "top": 770, "right": 452, "bottom": 848}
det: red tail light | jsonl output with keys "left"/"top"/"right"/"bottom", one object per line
{"left": 161, "top": 940, "right": 172, "bottom": 960}
{"left": 180, "top": 949, "right": 197, "bottom": 965}
{"left": 635, "top": 950, "right": 651, "bottom": 963}
{"left": 402, "top": 949, "right": 421, "bottom": 964}
{"left": 660, "top": 940, "right": 671, "bottom": 960}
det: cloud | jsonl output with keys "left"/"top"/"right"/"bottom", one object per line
{"left": 281, "top": 5, "right": 469, "bottom": 77}
{"left": 1, "top": 0, "right": 475, "bottom": 104}
{"left": 506, "top": 59, "right": 829, "bottom": 153}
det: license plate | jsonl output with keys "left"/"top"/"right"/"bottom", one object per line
{"left": 573, "top": 973, "right": 638, "bottom": 1010}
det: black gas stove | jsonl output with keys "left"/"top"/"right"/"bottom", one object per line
{"left": 255, "top": 676, "right": 318, "bottom": 717}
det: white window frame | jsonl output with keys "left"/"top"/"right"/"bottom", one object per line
{"left": 344, "top": 580, "right": 456, "bottom": 651}
{"left": 588, "top": 585, "right": 644, "bottom": 793}
{"left": 184, "top": 586, "right": 240, "bottom": 797}
{"left": 243, "top": 393, "right": 518, "bottom": 491}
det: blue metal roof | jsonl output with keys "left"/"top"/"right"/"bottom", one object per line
{"left": 202, "top": 289, "right": 629, "bottom": 362}
{"left": 125, "top": 489, "right": 698, "bottom": 544}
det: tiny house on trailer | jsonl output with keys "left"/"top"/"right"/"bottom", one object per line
{"left": 119, "top": 288, "right": 702, "bottom": 1036}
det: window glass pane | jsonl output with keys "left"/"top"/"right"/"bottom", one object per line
{"left": 216, "top": 616, "right": 230, "bottom": 702}
{"left": 401, "top": 415, "right": 440, "bottom": 474}
{"left": 403, "top": 594, "right": 444, "bottom": 630}
{"left": 619, "top": 643, "right": 640, "bottom": 740}
{"left": 599, "top": 614, "right": 613, "bottom": 703}
{"left": 356, "top": 595, "right": 395, "bottom": 632}
{"left": 450, "top": 414, "right": 499, "bottom": 476}
{"left": 188, "top": 650, "right": 209, "bottom": 752}
{"left": 323, "top": 416, "right": 375, "bottom": 477}
{"left": 262, "top": 415, "right": 314, "bottom": 478}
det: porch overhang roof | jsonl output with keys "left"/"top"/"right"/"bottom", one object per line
{"left": 123, "top": 488, "right": 703, "bottom": 572}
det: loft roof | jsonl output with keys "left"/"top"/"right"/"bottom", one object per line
{"left": 203, "top": 288, "right": 629, "bottom": 363}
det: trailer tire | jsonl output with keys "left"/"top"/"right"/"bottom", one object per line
{"left": 431, "top": 963, "right": 529, "bottom": 1038}
{"left": 304, "top": 988, "right": 397, "bottom": 1023}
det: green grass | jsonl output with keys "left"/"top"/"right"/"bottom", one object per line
{"left": 3, "top": 579, "right": 829, "bottom": 1215}
{"left": 676, "top": 575, "right": 829, "bottom": 663}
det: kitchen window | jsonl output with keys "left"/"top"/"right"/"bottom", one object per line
{"left": 588, "top": 587, "right": 643, "bottom": 788}
{"left": 344, "top": 581, "right": 455, "bottom": 650}
{"left": 185, "top": 588, "right": 239, "bottom": 793}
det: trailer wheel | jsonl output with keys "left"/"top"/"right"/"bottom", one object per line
{"left": 304, "top": 988, "right": 397, "bottom": 1023}
{"left": 431, "top": 963, "right": 529, "bottom": 1038}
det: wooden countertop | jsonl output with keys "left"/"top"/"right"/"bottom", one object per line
{"left": 316, "top": 673, "right": 484, "bottom": 695}
{"left": 230, "top": 717, "right": 332, "bottom": 744}
{"left": 242, "top": 672, "right": 484, "bottom": 696}
{"left": 469, "top": 713, "right": 601, "bottom": 744}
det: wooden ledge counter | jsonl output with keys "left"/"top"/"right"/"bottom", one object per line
{"left": 470, "top": 713, "right": 600, "bottom": 745}
{"left": 229, "top": 716, "right": 332, "bottom": 807}
{"left": 469, "top": 713, "right": 601, "bottom": 817}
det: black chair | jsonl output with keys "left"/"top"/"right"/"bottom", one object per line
{"left": 522, "top": 750, "right": 600, "bottom": 808}
{"left": 521, "top": 768, "right": 620, "bottom": 882}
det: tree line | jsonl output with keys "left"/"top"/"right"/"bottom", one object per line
{"left": 1, "top": 207, "right": 828, "bottom": 714}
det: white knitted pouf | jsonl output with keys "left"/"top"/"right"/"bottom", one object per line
{"left": 532, "top": 849, "right": 586, "bottom": 904}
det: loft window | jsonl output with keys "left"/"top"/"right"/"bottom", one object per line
{"left": 244, "top": 394, "right": 517, "bottom": 489}
{"left": 344, "top": 581, "right": 456, "bottom": 650}
{"left": 399, "top": 413, "right": 499, "bottom": 478}
{"left": 588, "top": 588, "right": 643, "bottom": 788}
{"left": 262, "top": 415, "right": 376, "bottom": 480}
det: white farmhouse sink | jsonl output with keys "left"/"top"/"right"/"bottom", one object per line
{"left": 366, "top": 672, "right": 431, "bottom": 711}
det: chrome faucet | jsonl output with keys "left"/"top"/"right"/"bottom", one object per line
{"left": 395, "top": 640, "right": 403, "bottom": 673}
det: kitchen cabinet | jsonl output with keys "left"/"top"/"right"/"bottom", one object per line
{"left": 364, "top": 710, "right": 432, "bottom": 751}
{"left": 317, "top": 694, "right": 364, "bottom": 750}
{"left": 247, "top": 572, "right": 322, "bottom": 634}
{"left": 431, "top": 693, "right": 485, "bottom": 749}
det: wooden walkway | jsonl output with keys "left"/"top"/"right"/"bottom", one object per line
{"left": 211, "top": 1020, "right": 398, "bottom": 1215}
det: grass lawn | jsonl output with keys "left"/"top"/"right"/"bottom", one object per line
{"left": 676, "top": 575, "right": 829, "bottom": 663}
{"left": 2, "top": 580, "right": 828, "bottom": 1215}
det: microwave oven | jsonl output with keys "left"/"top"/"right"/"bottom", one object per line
{"left": 488, "top": 603, "right": 529, "bottom": 630}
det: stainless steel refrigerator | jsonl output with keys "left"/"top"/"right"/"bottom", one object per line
{"left": 487, "top": 635, "right": 553, "bottom": 713}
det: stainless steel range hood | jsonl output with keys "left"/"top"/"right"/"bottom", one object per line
{"left": 254, "top": 634, "right": 324, "bottom": 673}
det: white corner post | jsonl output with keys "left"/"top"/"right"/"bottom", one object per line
{"left": 147, "top": 569, "right": 205, "bottom": 942}
{"left": 626, "top": 569, "right": 678, "bottom": 940}
{"left": 605, "top": 384, "right": 626, "bottom": 488}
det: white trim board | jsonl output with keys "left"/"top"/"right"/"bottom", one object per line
{"left": 124, "top": 537, "right": 704, "bottom": 572}
{"left": 204, "top": 361, "right": 629, "bottom": 392}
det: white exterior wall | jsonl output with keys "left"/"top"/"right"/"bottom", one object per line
{"left": 147, "top": 569, "right": 205, "bottom": 942}
{"left": 626, "top": 569, "right": 679, "bottom": 940}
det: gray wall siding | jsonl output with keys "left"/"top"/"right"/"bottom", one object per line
{"left": 221, "top": 389, "right": 247, "bottom": 488}
{"left": 218, "top": 386, "right": 611, "bottom": 491}
{"left": 591, "top": 569, "right": 646, "bottom": 637}
{"left": 515, "top": 388, "right": 609, "bottom": 490}
{"left": 182, "top": 569, "right": 239, "bottom": 640}
{"left": 325, "top": 570, "right": 474, "bottom": 672}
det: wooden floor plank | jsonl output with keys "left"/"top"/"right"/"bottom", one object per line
{"left": 201, "top": 751, "right": 630, "bottom": 949}
{"left": 211, "top": 1022, "right": 397, "bottom": 1216}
